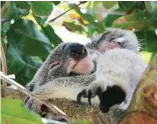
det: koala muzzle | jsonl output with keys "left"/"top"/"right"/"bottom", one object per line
{"left": 64, "top": 43, "right": 87, "bottom": 60}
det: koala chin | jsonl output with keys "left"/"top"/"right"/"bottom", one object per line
{"left": 24, "top": 28, "right": 147, "bottom": 115}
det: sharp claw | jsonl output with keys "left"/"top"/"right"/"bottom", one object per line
{"left": 88, "top": 90, "right": 92, "bottom": 105}
{"left": 77, "top": 89, "right": 86, "bottom": 104}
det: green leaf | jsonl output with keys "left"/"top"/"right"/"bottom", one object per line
{"left": 52, "top": 1, "right": 60, "bottom": 5}
{"left": 136, "top": 31, "right": 157, "bottom": 52}
{"left": 1, "top": 98, "right": 42, "bottom": 124}
{"left": 88, "top": 24, "right": 96, "bottom": 37}
{"left": 118, "top": 1, "right": 136, "bottom": 11}
{"left": 16, "top": 64, "right": 38, "bottom": 85}
{"left": 32, "top": 1, "right": 53, "bottom": 17}
{"left": 145, "top": 1, "right": 157, "bottom": 12}
{"left": 112, "top": 14, "right": 157, "bottom": 31}
{"left": 103, "top": 14, "right": 121, "bottom": 27}
{"left": 63, "top": 21, "right": 86, "bottom": 34}
{"left": 113, "top": 20, "right": 157, "bottom": 31}
{"left": 41, "top": 24, "right": 62, "bottom": 46}
{"left": 7, "top": 19, "right": 52, "bottom": 56}
{"left": 15, "top": 1, "right": 31, "bottom": 10}
{"left": 70, "top": 120, "right": 89, "bottom": 124}
{"left": 34, "top": 16, "right": 62, "bottom": 47}
{"left": 102, "top": 1, "right": 118, "bottom": 9}
{"left": 2, "top": 2, "right": 30, "bottom": 22}
{"left": 20, "top": 35, "right": 52, "bottom": 56}
{"left": 6, "top": 45, "right": 26, "bottom": 74}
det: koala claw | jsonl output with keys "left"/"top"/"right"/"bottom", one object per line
{"left": 77, "top": 89, "right": 94, "bottom": 105}
{"left": 24, "top": 97, "right": 49, "bottom": 117}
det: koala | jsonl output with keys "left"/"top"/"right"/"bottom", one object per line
{"left": 24, "top": 28, "right": 147, "bottom": 116}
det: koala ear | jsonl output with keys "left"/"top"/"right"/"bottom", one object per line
{"left": 98, "top": 85, "right": 126, "bottom": 113}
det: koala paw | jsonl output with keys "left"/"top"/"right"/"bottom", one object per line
{"left": 77, "top": 83, "right": 101, "bottom": 105}
{"left": 77, "top": 82, "right": 126, "bottom": 113}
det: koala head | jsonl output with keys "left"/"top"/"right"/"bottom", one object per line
{"left": 45, "top": 42, "right": 96, "bottom": 82}
{"left": 87, "top": 28, "right": 139, "bottom": 53}
{"left": 30, "top": 28, "right": 139, "bottom": 89}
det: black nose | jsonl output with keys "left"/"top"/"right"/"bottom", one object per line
{"left": 63, "top": 43, "right": 87, "bottom": 60}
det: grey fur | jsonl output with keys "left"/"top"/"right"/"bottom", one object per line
{"left": 24, "top": 28, "right": 146, "bottom": 122}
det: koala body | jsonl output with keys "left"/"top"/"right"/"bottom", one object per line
{"left": 25, "top": 28, "right": 147, "bottom": 114}
{"left": 78, "top": 48, "right": 147, "bottom": 112}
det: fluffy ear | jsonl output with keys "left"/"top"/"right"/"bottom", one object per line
{"left": 97, "top": 85, "right": 126, "bottom": 113}
{"left": 86, "top": 28, "right": 139, "bottom": 53}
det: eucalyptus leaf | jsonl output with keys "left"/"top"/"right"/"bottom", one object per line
{"left": 6, "top": 45, "right": 26, "bottom": 75}
{"left": 118, "top": 1, "right": 136, "bottom": 11}
{"left": 2, "top": 1, "right": 29, "bottom": 22}
{"left": 103, "top": 14, "right": 121, "bottom": 27}
{"left": 32, "top": 1, "right": 53, "bottom": 17}
{"left": 7, "top": 19, "right": 52, "bottom": 56}
{"left": 34, "top": 16, "right": 62, "bottom": 47}
{"left": 145, "top": 1, "right": 157, "bottom": 12}
{"left": 135, "top": 31, "right": 157, "bottom": 52}
{"left": 1, "top": 98, "right": 42, "bottom": 124}
{"left": 102, "top": 1, "right": 118, "bottom": 9}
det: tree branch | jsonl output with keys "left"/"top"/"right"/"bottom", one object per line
{"left": 49, "top": 1, "right": 86, "bottom": 23}
{"left": 0, "top": 72, "right": 71, "bottom": 122}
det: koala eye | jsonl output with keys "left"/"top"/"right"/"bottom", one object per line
{"left": 62, "top": 44, "right": 67, "bottom": 50}
{"left": 49, "top": 61, "right": 60, "bottom": 70}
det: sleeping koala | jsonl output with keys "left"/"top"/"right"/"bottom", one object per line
{"left": 24, "top": 28, "right": 147, "bottom": 116}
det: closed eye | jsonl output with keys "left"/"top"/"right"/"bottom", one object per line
{"left": 49, "top": 61, "right": 59, "bottom": 70}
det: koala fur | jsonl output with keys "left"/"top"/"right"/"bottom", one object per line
{"left": 24, "top": 28, "right": 147, "bottom": 117}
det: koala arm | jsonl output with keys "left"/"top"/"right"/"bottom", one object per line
{"left": 24, "top": 73, "right": 96, "bottom": 111}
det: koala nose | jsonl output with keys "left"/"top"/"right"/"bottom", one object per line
{"left": 64, "top": 43, "right": 87, "bottom": 60}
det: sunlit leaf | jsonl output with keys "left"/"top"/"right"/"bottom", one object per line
{"left": 1, "top": 98, "right": 42, "bottom": 124}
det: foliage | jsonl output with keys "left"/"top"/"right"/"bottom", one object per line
{"left": 1, "top": 1, "right": 62, "bottom": 85}
{"left": 1, "top": 1, "right": 157, "bottom": 86}
{"left": 1, "top": 98, "right": 42, "bottom": 124}
{"left": 64, "top": 1, "right": 157, "bottom": 53}
{"left": 1, "top": 98, "right": 89, "bottom": 124}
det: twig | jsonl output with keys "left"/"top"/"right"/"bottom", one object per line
{"left": 1, "top": 1, "right": 9, "bottom": 16}
{"left": 0, "top": 72, "right": 71, "bottom": 122}
{"left": 49, "top": 1, "right": 86, "bottom": 23}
